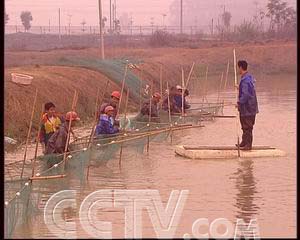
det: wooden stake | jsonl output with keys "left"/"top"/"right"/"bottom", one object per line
{"left": 181, "top": 68, "right": 185, "bottom": 116}
{"left": 119, "top": 88, "right": 129, "bottom": 167}
{"left": 31, "top": 104, "right": 44, "bottom": 178}
{"left": 123, "top": 88, "right": 130, "bottom": 130}
{"left": 86, "top": 82, "right": 109, "bottom": 180}
{"left": 203, "top": 65, "right": 209, "bottom": 102}
{"left": 224, "top": 60, "right": 230, "bottom": 90}
{"left": 20, "top": 88, "right": 38, "bottom": 179}
{"left": 233, "top": 49, "right": 240, "bottom": 157}
{"left": 88, "top": 80, "right": 109, "bottom": 147}
{"left": 217, "top": 72, "right": 224, "bottom": 103}
{"left": 148, "top": 80, "right": 153, "bottom": 123}
{"left": 139, "top": 69, "right": 143, "bottom": 112}
{"left": 117, "top": 64, "right": 128, "bottom": 116}
{"left": 185, "top": 62, "right": 195, "bottom": 89}
{"left": 63, "top": 90, "right": 78, "bottom": 169}
{"left": 119, "top": 143, "right": 123, "bottom": 167}
{"left": 30, "top": 174, "right": 66, "bottom": 181}
{"left": 166, "top": 82, "right": 171, "bottom": 123}
{"left": 147, "top": 81, "right": 153, "bottom": 153}
{"left": 160, "top": 64, "right": 163, "bottom": 108}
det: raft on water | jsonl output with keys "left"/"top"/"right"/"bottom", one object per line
{"left": 175, "top": 145, "right": 286, "bottom": 159}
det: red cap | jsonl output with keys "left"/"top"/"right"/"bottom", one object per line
{"left": 153, "top": 92, "right": 161, "bottom": 99}
{"left": 65, "top": 111, "right": 80, "bottom": 121}
{"left": 104, "top": 106, "right": 115, "bottom": 114}
{"left": 111, "top": 91, "right": 121, "bottom": 100}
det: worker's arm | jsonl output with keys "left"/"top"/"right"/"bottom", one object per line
{"left": 238, "top": 81, "right": 250, "bottom": 105}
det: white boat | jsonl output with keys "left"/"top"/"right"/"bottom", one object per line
{"left": 175, "top": 145, "right": 286, "bottom": 159}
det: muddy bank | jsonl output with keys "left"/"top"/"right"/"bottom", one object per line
{"left": 4, "top": 65, "right": 137, "bottom": 143}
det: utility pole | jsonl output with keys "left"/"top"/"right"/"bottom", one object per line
{"left": 109, "top": 0, "right": 112, "bottom": 33}
{"left": 114, "top": 0, "right": 117, "bottom": 31}
{"left": 150, "top": 17, "right": 154, "bottom": 35}
{"left": 48, "top": 19, "right": 50, "bottom": 32}
{"left": 180, "top": 0, "right": 183, "bottom": 34}
{"left": 130, "top": 15, "right": 133, "bottom": 36}
{"left": 68, "top": 14, "right": 72, "bottom": 36}
{"left": 211, "top": 18, "right": 214, "bottom": 36}
{"left": 162, "top": 13, "right": 167, "bottom": 28}
{"left": 98, "top": 0, "right": 105, "bottom": 59}
{"left": 58, "top": 8, "right": 61, "bottom": 41}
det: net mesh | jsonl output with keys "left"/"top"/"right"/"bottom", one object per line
{"left": 55, "top": 57, "right": 145, "bottom": 103}
{"left": 5, "top": 121, "right": 189, "bottom": 238}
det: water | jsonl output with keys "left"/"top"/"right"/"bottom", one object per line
{"left": 9, "top": 75, "right": 296, "bottom": 238}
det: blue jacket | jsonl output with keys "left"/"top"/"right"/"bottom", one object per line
{"left": 174, "top": 95, "right": 190, "bottom": 110}
{"left": 95, "top": 114, "right": 119, "bottom": 135}
{"left": 238, "top": 72, "right": 259, "bottom": 116}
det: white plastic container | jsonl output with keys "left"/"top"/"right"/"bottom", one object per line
{"left": 11, "top": 73, "right": 33, "bottom": 85}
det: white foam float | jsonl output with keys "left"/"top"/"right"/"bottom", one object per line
{"left": 175, "top": 145, "right": 286, "bottom": 159}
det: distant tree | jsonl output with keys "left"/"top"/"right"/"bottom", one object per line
{"left": 149, "top": 30, "right": 173, "bottom": 47}
{"left": 236, "top": 20, "right": 257, "bottom": 41}
{"left": 266, "top": 0, "right": 296, "bottom": 36}
{"left": 5, "top": 11, "right": 9, "bottom": 24}
{"left": 20, "top": 11, "right": 33, "bottom": 32}
{"left": 114, "top": 19, "right": 121, "bottom": 35}
{"left": 102, "top": 16, "right": 107, "bottom": 28}
{"left": 222, "top": 11, "right": 232, "bottom": 30}
{"left": 81, "top": 19, "right": 86, "bottom": 32}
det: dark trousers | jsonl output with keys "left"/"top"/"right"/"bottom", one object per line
{"left": 239, "top": 115, "right": 256, "bottom": 147}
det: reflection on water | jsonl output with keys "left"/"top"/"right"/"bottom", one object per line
{"left": 233, "top": 159, "right": 259, "bottom": 223}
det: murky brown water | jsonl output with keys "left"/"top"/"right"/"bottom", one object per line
{"left": 9, "top": 74, "right": 296, "bottom": 238}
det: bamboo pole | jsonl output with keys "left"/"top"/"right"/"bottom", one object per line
{"left": 233, "top": 49, "right": 240, "bottom": 157}
{"left": 181, "top": 68, "right": 185, "bottom": 117}
{"left": 30, "top": 174, "right": 66, "bottom": 181}
{"left": 86, "top": 82, "right": 110, "bottom": 180}
{"left": 117, "top": 64, "right": 128, "bottom": 116}
{"left": 119, "top": 88, "right": 129, "bottom": 167}
{"left": 31, "top": 104, "right": 45, "bottom": 178}
{"left": 88, "top": 80, "right": 110, "bottom": 147}
{"left": 166, "top": 81, "right": 173, "bottom": 143}
{"left": 83, "top": 124, "right": 204, "bottom": 153}
{"left": 62, "top": 90, "right": 78, "bottom": 170}
{"left": 139, "top": 69, "right": 143, "bottom": 112}
{"left": 87, "top": 87, "right": 100, "bottom": 147}
{"left": 224, "top": 60, "right": 230, "bottom": 90}
{"left": 20, "top": 88, "right": 38, "bottom": 179}
{"left": 148, "top": 80, "right": 153, "bottom": 123}
{"left": 147, "top": 81, "right": 153, "bottom": 153}
{"left": 100, "top": 124, "right": 204, "bottom": 146}
{"left": 166, "top": 82, "right": 172, "bottom": 123}
{"left": 185, "top": 62, "right": 195, "bottom": 89}
{"left": 217, "top": 72, "right": 224, "bottom": 103}
{"left": 160, "top": 64, "right": 163, "bottom": 107}
{"left": 203, "top": 65, "right": 209, "bottom": 102}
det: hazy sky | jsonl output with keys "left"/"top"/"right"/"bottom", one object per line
{"left": 5, "top": 0, "right": 296, "bottom": 26}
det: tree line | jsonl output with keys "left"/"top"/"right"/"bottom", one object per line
{"left": 5, "top": 10, "right": 33, "bottom": 32}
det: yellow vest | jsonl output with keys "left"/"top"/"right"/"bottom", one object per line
{"left": 42, "top": 114, "right": 62, "bottom": 134}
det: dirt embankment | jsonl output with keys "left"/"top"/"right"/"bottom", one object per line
{"left": 4, "top": 40, "right": 296, "bottom": 143}
{"left": 4, "top": 65, "right": 137, "bottom": 143}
